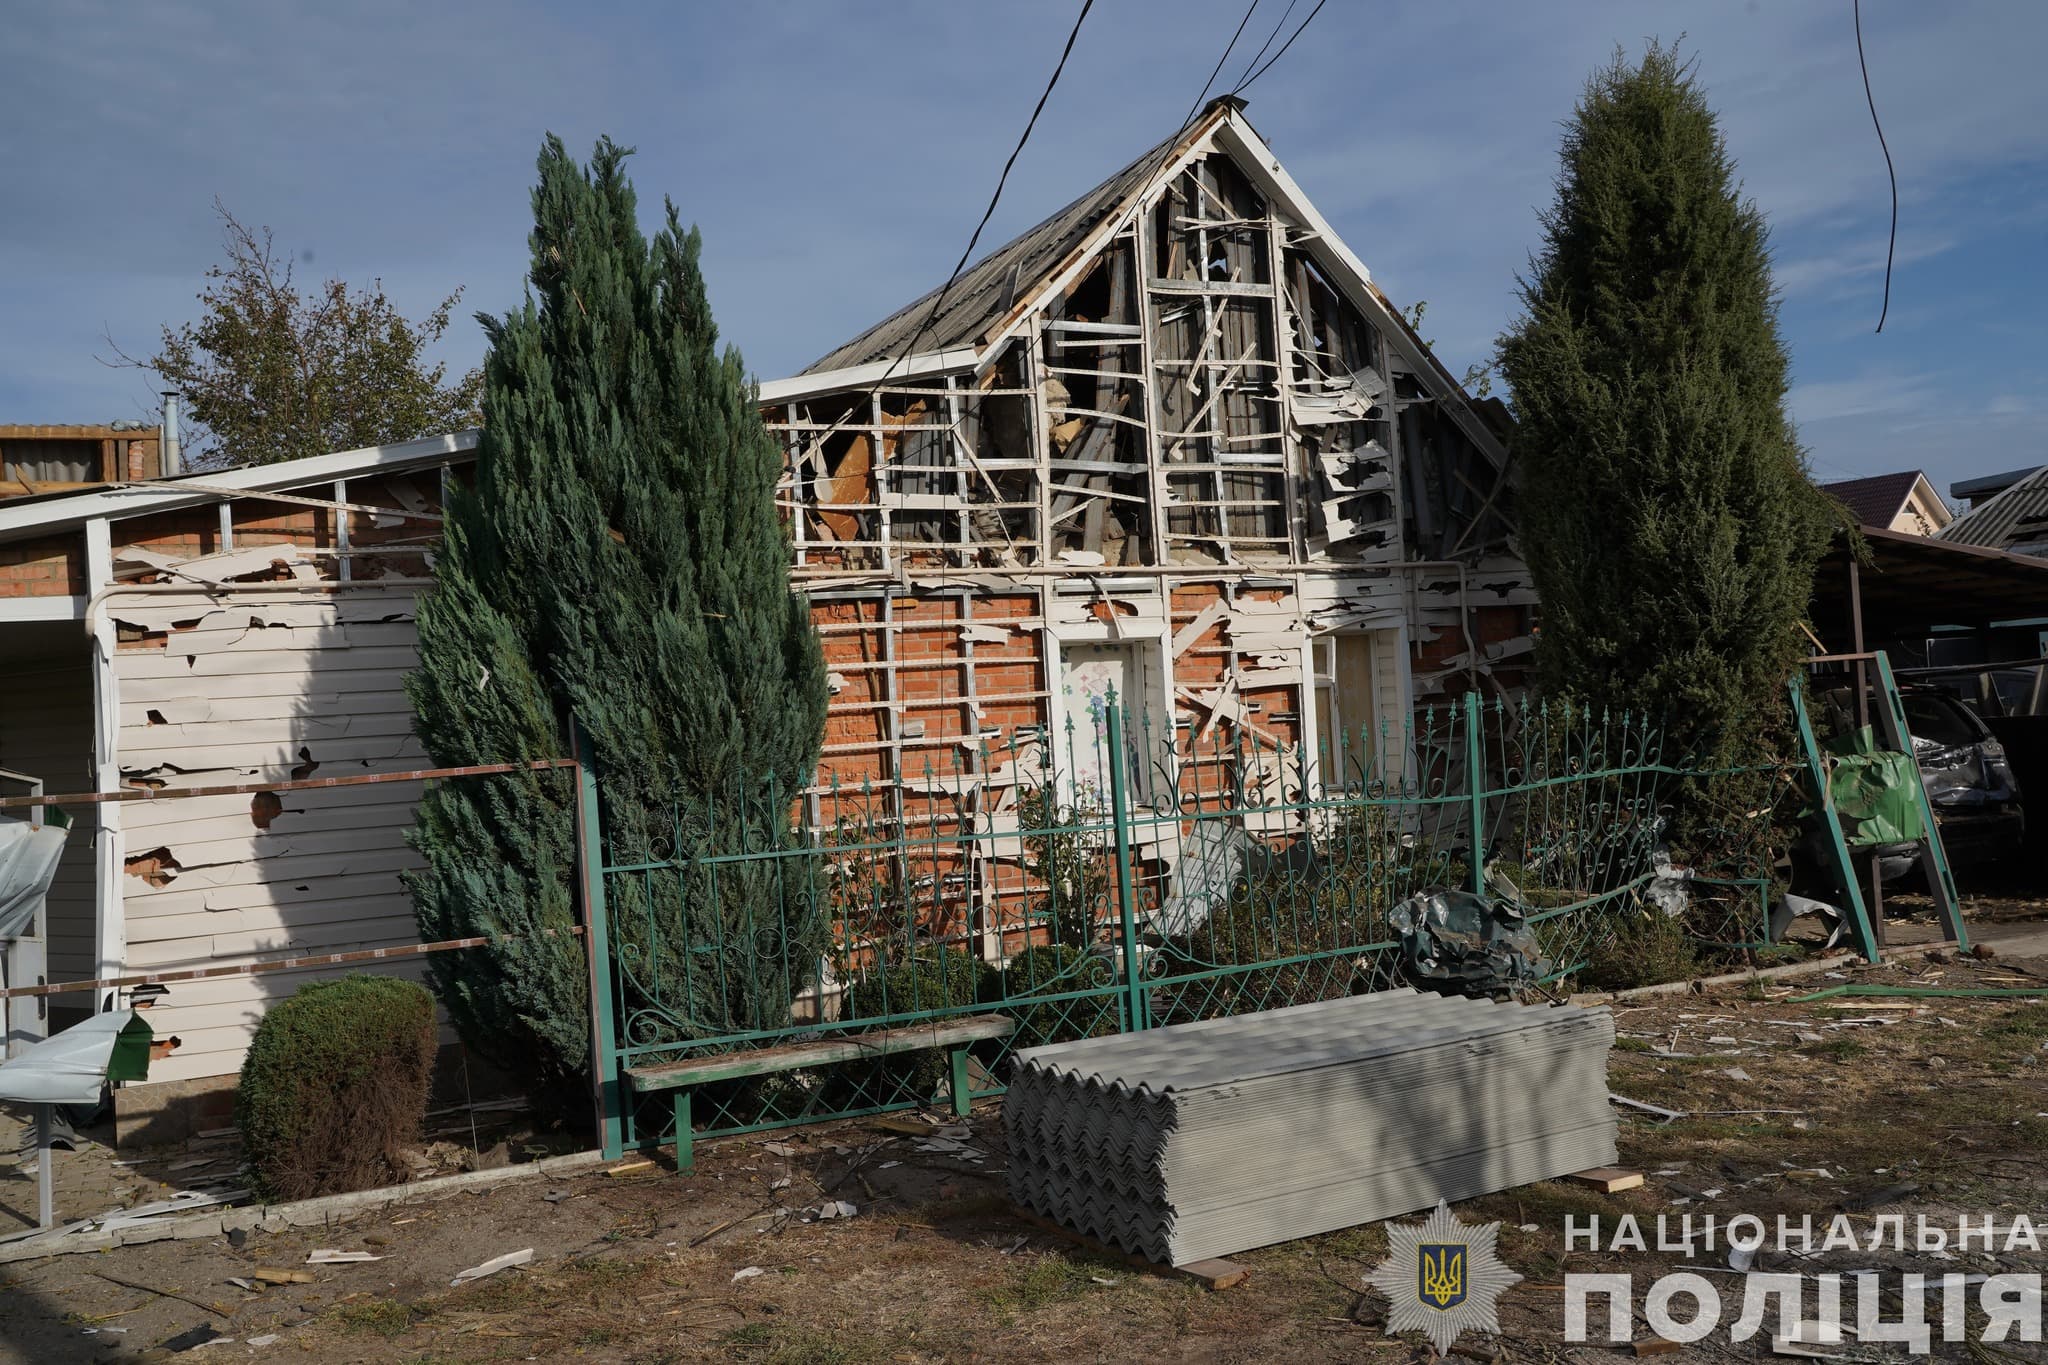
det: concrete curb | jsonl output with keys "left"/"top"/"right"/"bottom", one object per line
{"left": 1571, "top": 948, "right": 1880, "bottom": 1004}
{"left": 0, "top": 1147, "right": 609, "bottom": 1266}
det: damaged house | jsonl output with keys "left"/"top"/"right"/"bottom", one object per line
{"left": 0, "top": 99, "right": 1529, "bottom": 1126}
{"left": 763, "top": 97, "right": 1529, "bottom": 827}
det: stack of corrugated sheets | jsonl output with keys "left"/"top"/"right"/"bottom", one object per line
{"left": 1004, "top": 988, "right": 1616, "bottom": 1264}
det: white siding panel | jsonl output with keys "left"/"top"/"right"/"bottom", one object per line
{"left": 112, "top": 588, "right": 440, "bottom": 1084}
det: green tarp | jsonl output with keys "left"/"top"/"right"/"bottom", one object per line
{"left": 1823, "top": 726, "right": 1926, "bottom": 847}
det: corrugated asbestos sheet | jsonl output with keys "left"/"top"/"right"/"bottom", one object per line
{"left": 1004, "top": 989, "right": 1617, "bottom": 1265}
{"left": 800, "top": 117, "right": 1209, "bottom": 375}
{"left": 1938, "top": 463, "right": 2048, "bottom": 556}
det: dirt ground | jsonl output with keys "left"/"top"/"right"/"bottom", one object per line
{"left": 3, "top": 912, "right": 2045, "bottom": 1364}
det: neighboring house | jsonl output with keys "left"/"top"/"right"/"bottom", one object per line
{"left": 2, "top": 424, "right": 165, "bottom": 499}
{"left": 1821, "top": 471, "right": 1952, "bottom": 536}
{"left": 1940, "top": 464, "right": 2048, "bottom": 558}
{"left": 0, "top": 99, "right": 1528, "bottom": 1127}
{"left": 0, "top": 434, "right": 470, "bottom": 1132}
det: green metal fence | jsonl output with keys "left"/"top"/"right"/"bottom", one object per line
{"left": 581, "top": 691, "right": 1758, "bottom": 1156}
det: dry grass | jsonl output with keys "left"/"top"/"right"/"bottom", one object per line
{"left": 277, "top": 949, "right": 2048, "bottom": 1364}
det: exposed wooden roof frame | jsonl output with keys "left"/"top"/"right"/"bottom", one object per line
{"left": 759, "top": 101, "right": 1507, "bottom": 472}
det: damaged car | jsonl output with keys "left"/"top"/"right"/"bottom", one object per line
{"left": 1878, "top": 686, "right": 2026, "bottom": 881}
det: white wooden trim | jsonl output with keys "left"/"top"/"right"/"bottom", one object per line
{"left": 83, "top": 518, "right": 124, "bottom": 1010}
{"left": 755, "top": 349, "right": 981, "bottom": 406}
{"left": 0, "top": 596, "right": 86, "bottom": 623}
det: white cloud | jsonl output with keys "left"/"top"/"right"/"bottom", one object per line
{"left": 1790, "top": 372, "right": 1944, "bottom": 426}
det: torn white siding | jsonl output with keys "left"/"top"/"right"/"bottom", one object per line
{"left": 107, "top": 589, "right": 431, "bottom": 1084}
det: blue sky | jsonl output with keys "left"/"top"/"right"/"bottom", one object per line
{"left": 4, "top": 2, "right": 2043, "bottom": 500}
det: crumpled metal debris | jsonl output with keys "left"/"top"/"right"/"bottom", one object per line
{"left": 1390, "top": 886, "right": 1550, "bottom": 994}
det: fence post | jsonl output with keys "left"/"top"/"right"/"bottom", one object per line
{"left": 1103, "top": 691, "right": 1148, "bottom": 1033}
{"left": 1463, "top": 691, "right": 1487, "bottom": 897}
{"left": 572, "top": 721, "right": 626, "bottom": 1159}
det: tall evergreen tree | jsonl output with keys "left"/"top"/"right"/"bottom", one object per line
{"left": 405, "top": 138, "right": 828, "bottom": 1100}
{"left": 1497, "top": 44, "right": 1835, "bottom": 782}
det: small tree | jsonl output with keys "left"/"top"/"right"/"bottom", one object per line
{"left": 406, "top": 137, "right": 828, "bottom": 1101}
{"left": 1497, "top": 44, "right": 1834, "bottom": 795}
{"left": 120, "top": 201, "right": 480, "bottom": 468}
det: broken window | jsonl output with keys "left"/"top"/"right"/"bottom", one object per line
{"left": 1311, "top": 631, "right": 1398, "bottom": 790}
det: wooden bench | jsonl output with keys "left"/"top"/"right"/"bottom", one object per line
{"left": 625, "top": 1014, "right": 1016, "bottom": 1171}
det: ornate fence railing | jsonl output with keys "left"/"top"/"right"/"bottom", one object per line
{"left": 579, "top": 691, "right": 1771, "bottom": 1155}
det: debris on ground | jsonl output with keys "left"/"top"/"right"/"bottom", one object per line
{"left": 449, "top": 1247, "right": 533, "bottom": 1286}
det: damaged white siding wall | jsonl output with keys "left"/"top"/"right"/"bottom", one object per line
{"left": 109, "top": 588, "right": 431, "bottom": 1085}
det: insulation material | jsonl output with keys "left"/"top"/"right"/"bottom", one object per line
{"left": 115, "top": 544, "right": 324, "bottom": 586}
{"left": 1005, "top": 990, "right": 1617, "bottom": 1264}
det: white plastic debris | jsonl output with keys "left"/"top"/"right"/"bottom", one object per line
{"left": 805, "top": 1200, "right": 856, "bottom": 1221}
{"left": 307, "top": 1249, "right": 381, "bottom": 1264}
{"left": 732, "top": 1265, "right": 765, "bottom": 1283}
{"left": 450, "top": 1248, "right": 533, "bottom": 1286}
{"left": 246, "top": 1335, "right": 279, "bottom": 1348}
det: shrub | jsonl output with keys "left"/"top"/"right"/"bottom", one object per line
{"left": 1575, "top": 909, "right": 1702, "bottom": 991}
{"left": 236, "top": 974, "right": 437, "bottom": 1202}
{"left": 846, "top": 947, "right": 991, "bottom": 1022}
{"left": 1016, "top": 787, "right": 1112, "bottom": 949}
{"left": 997, "top": 945, "right": 1120, "bottom": 1047}
{"left": 840, "top": 947, "right": 994, "bottom": 1105}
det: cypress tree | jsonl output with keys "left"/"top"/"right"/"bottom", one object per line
{"left": 1498, "top": 44, "right": 1835, "bottom": 785}
{"left": 405, "top": 138, "right": 828, "bottom": 1101}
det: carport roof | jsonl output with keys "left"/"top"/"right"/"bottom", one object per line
{"left": 1814, "top": 523, "right": 2048, "bottom": 643}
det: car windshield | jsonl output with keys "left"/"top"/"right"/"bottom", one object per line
{"left": 1901, "top": 693, "right": 1981, "bottom": 749}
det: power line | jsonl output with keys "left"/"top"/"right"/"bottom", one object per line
{"left": 1231, "top": 0, "right": 1326, "bottom": 95}
{"left": 1185, "top": 0, "right": 1265, "bottom": 134}
{"left": 1853, "top": 0, "right": 1897, "bottom": 334}
{"left": 889, "top": 0, "right": 1097, "bottom": 375}
{"left": 1230, "top": 0, "right": 1297, "bottom": 93}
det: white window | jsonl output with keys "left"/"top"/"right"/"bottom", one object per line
{"left": 1312, "top": 630, "right": 1395, "bottom": 790}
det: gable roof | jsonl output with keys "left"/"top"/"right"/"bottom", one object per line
{"left": 801, "top": 117, "right": 1201, "bottom": 376}
{"left": 1939, "top": 462, "right": 2048, "bottom": 556}
{"left": 1821, "top": 471, "right": 1928, "bottom": 528}
{"left": 767, "top": 100, "right": 1507, "bottom": 471}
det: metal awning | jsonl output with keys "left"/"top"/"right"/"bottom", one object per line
{"left": 1813, "top": 524, "right": 2048, "bottom": 645}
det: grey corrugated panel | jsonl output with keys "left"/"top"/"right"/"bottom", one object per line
{"left": 1018, "top": 1126, "right": 1618, "bottom": 1264}
{"left": 1015, "top": 989, "right": 1603, "bottom": 1091}
{"left": 1003, "top": 990, "right": 1618, "bottom": 1264}
{"left": 799, "top": 118, "right": 1209, "bottom": 376}
{"left": 1937, "top": 463, "right": 2048, "bottom": 553}
{"left": 1005, "top": 1024, "right": 1612, "bottom": 1149}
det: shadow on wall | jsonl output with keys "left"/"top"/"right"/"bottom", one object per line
{"left": 86, "top": 469, "right": 482, "bottom": 1140}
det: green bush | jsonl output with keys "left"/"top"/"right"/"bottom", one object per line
{"left": 839, "top": 948, "right": 993, "bottom": 1105}
{"left": 846, "top": 947, "right": 991, "bottom": 1022}
{"left": 236, "top": 974, "right": 437, "bottom": 1202}
{"left": 997, "top": 944, "right": 1120, "bottom": 1047}
{"left": 1575, "top": 910, "right": 1702, "bottom": 991}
